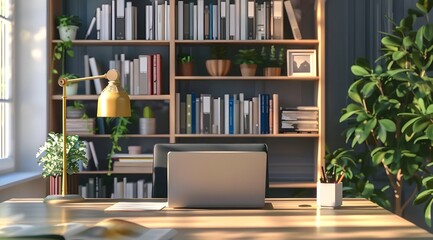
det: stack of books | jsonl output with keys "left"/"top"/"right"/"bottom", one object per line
{"left": 66, "top": 118, "right": 95, "bottom": 134}
{"left": 280, "top": 106, "right": 319, "bottom": 133}
{"left": 111, "top": 153, "right": 153, "bottom": 173}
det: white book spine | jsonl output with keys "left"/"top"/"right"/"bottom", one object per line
{"left": 229, "top": 4, "right": 235, "bottom": 39}
{"left": 197, "top": 0, "right": 204, "bottom": 40}
{"left": 96, "top": 7, "right": 101, "bottom": 40}
{"left": 165, "top": 2, "right": 170, "bottom": 40}
{"left": 240, "top": 0, "right": 247, "bottom": 40}
{"left": 193, "top": 5, "right": 198, "bottom": 40}
{"left": 224, "top": 94, "right": 229, "bottom": 134}
{"left": 83, "top": 54, "right": 91, "bottom": 94}
{"left": 212, "top": 5, "right": 218, "bottom": 40}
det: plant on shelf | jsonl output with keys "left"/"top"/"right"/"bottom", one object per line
{"left": 106, "top": 117, "right": 131, "bottom": 172}
{"left": 56, "top": 14, "right": 81, "bottom": 41}
{"left": 178, "top": 53, "right": 194, "bottom": 76}
{"left": 205, "top": 45, "right": 231, "bottom": 76}
{"left": 337, "top": 0, "right": 433, "bottom": 227}
{"left": 235, "top": 48, "right": 261, "bottom": 76}
{"left": 139, "top": 105, "right": 156, "bottom": 135}
{"left": 60, "top": 73, "right": 80, "bottom": 96}
{"left": 36, "top": 132, "right": 87, "bottom": 178}
{"left": 261, "top": 45, "right": 285, "bottom": 76}
{"left": 67, "top": 100, "right": 88, "bottom": 119}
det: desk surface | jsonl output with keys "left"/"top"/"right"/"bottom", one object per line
{"left": 0, "top": 198, "right": 431, "bottom": 239}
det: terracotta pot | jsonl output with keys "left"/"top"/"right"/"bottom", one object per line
{"left": 49, "top": 175, "right": 78, "bottom": 195}
{"left": 205, "top": 59, "right": 231, "bottom": 76}
{"left": 179, "top": 62, "right": 194, "bottom": 76}
{"left": 240, "top": 64, "right": 257, "bottom": 76}
{"left": 263, "top": 67, "right": 282, "bottom": 76}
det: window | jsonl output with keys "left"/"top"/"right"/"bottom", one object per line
{"left": 0, "top": 0, "right": 13, "bottom": 171}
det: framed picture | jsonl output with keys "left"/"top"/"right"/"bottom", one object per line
{"left": 287, "top": 49, "right": 317, "bottom": 76}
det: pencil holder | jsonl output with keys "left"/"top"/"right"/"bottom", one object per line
{"left": 317, "top": 182, "right": 342, "bottom": 208}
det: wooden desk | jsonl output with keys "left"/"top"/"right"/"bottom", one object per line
{"left": 0, "top": 198, "right": 431, "bottom": 239}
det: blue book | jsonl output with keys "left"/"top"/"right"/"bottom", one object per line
{"left": 259, "top": 94, "right": 270, "bottom": 134}
{"left": 96, "top": 117, "right": 105, "bottom": 134}
{"left": 229, "top": 94, "right": 234, "bottom": 134}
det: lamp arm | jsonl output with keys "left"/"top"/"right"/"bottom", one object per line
{"left": 58, "top": 69, "right": 119, "bottom": 87}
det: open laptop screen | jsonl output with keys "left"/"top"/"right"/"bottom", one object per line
{"left": 167, "top": 151, "right": 267, "bottom": 209}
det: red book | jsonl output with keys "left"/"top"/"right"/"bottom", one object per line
{"left": 152, "top": 54, "right": 161, "bottom": 95}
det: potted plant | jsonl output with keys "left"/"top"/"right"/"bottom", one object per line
{"left": 51, "top": 40, "right": 74, "bottom": 83}
{"left": 56, "top": 14, "right": 81, "bottom": 41}
{"left": 36, "top": 132, "right": 88, "bottom": 194}
{"left": 178, "top": 53, "right": 194, "bottom": 76}
{"left": 337, "top": 0, "right": 433, "bottom": 227}
{"left": 66, "top": 100, "right": 87, "bottom": 118}
{"left": 139, "top": 106, "right": 156, "bottom": 135}
{"left": 205, "top": 45, "right": 231, "bottom": 76}
{"left": 60, "top": 73, "right": 80, "bottom": 96}
{"left": 106, "top": 117, "right": 131, "bottom": 172}
{"left": 235, "top": 48, "right": 261, "bottom": 76}
{"left": 261, "top": 45, "right": 285, "bottom": 76}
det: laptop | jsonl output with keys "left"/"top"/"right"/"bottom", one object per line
{"left": 167, "top": 151, "right": 267, "bottom": 209}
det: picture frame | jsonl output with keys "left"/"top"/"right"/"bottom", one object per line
{"left": 287, "top": 49, "right": 317, "bottom": 76}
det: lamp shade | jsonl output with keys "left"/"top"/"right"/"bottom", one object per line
{"left": 97, "top": 70, "right": 131, "bottom": 117}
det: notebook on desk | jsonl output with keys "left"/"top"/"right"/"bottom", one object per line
{"left": 167, "top": 151, "right": 267, "bottom": 209}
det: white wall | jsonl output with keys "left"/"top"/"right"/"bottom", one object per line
{"left": 14, "top": 0, "right": 47, "bottom": 171}
{"left": 1, "top": 0, "right": 48, "bottom": 199}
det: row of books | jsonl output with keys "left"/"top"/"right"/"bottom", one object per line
{"left": 176, "top": 0, "right": 302, "bottom": 40}
{"left": 82, "top": 53, "right": 162, "bottom": 96}
{"left": 85, "top": 0, "right": 170, "bottom": 40}
{"left": 111, "top": 153, "right": 154, "bottom": 173}
{"left": 280, "top": 106, "right": 319, "bottom": 133}
{"left": 78, "top": 177, "right": 153, "bottom": 199}
{"left": 66, "top": 118, "right": 95, "bottom": 135}
{"left": 175, "top": 92, "right": 280, "bottom": 134}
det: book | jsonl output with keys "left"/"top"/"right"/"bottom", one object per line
{"left": 83, "top": 54, "right": 91, "bottom": 94}
{"left": 284, "top": 0, "right": 302, "bottom": 40}
{"left": 272, "top": 0, "right": 284, "bottom": 39}
{"left": 0, "top": 218, "right": 177, "bottom": 240}
{"left": 116, "top": 0, "right": 126, "bottom": 40}
{"left": 84, "top": 16, "right": 96, "bottom": 40}
{"left": 88, "top": 57, "right": 104, "bottom": 94}
{"left": 88, "top": 141, "right": 99, "bottom": 170}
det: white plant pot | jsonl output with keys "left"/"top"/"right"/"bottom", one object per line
{"left": 139, "top": 118, "right": 156, "bottom": 135}
{"left": 66, "top": 83, "right": 78, "bottom": 96}
{"left": 58, "top": 25, "right": 79, "bottom": 41}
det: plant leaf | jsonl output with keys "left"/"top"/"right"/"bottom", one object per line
{"left": 351, "top": 65, "right": 369, "bottom": 76}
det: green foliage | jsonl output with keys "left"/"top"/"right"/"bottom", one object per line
{"left": 51, "top": 40, "right": 74, "bottom": 83}
{"left": 56, "top": 15, "right": 81, "bottom": 27}
{"left": 339, "top": 0, "right": 433, "bottom": 226}
{"left": 178, "top": 53, "right": 193, "bottom": 64}
{"left": 235, "top": 49, "right": 261, "bottom": 65}
{"left": 106, "top": 117, "right": 131, "bottom": 172}
{"left": 325, "top": 147, "right": 391, "bottom": 210}
{"left": 36, "top": 132, "right": 87, "bottom": 178}
{"left": 143, "top": 106, "right": 154, "bottom": 118}
{"left": 260, "top": 45, "right": 285, "bottom": 67}
{"left": 210, "top": 45, "right": 228, "bottom": 59}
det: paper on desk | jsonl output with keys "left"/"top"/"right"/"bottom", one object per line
{"left": 104, "top": 202, "right": 167, "bottom": 212}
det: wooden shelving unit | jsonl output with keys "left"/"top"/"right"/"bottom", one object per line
{"left": 47, "top": 0, "right": 325, "bottom": 194}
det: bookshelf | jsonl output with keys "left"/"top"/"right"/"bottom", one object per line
{"left": 48, "top": 0, "right": 325, "bottom": 195}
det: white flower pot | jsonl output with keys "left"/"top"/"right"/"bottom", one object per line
{"left": 66, "top": 83, "right": 78, "bottom": 96}
{"left": 58, "top": 25, "right": 79, "bottom": 41}
{"left": 139, "top": 118, "right": 156, "bottom": 135}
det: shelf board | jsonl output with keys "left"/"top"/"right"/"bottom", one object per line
{"left": 270, "top": 182, "right": 317, "bottom": 188}
{"left": 52, "top": 94, "right": 171, "bottom": 101}
{"left": 175, "top": 133, "right": 319, "bottom": 138}
{"left": 52, "top": 39, "right": 170, "bottom": 46}
{"left": 77, "top": 171, "right": 152, "bottom": 174}
{"left": 70, "top": 134, "right": 170, "bottom": 138}
{"left": 175, "top": 76, "right": 320, "bottom": 81}
{"left": 175, "top": 39, "right": 320, "bottom": 45}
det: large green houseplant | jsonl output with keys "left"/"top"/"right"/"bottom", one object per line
{"left": 338, "top": 0, "right": 433, "bottom": 226}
